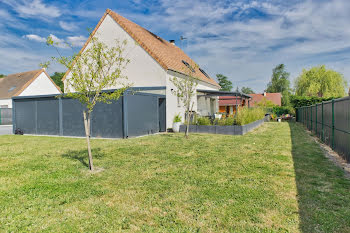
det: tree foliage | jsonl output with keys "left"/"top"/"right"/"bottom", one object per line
{"left": 266, "top": 64, "right": 291, "bottom": 106}
{"left": 241, "top": 86, "right": 255, "bottom": 94}
{"left": 43, "top": 35, "right": 131, "bottom": 171}
{"left": 216, "top": 74, "right": 232, "bottom": 91}
{"left": 51, "top": 72, "right": 65, "bottom": 91}
{"left": 295, "top": 65, "right": 347, "bottom": 98}
{"left": 171, "top": 63, "right": 198, "bottom": 138}
{"left": 290, "top": 95, "right": 334, "bottom": 108}
{"left": 0, "top": 74, "right": 5, "bottom": 78}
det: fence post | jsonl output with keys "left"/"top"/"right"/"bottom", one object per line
{"left": 0, "top": 108, "right": 1, "bottom": 125}
{"left": 123, "top": 91, "right": 129, "bottom": 139}
{"left": 315, "top": 104, "right": 317, "bottom": 135}
{"left": 332, "top": 99, "right": 335, "bottom": 149}
{"left": 59, "top": 97, "right": 63, "bottom": 136}
{"left": 311, "top": 105, "right": 313, "bottom": 131}
{"left": 322, "top": 102, "right": 324, "bottom": 142}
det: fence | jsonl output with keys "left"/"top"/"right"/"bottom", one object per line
{"left": 296, "top": 96, "right": 350, "bottom": 162}
{"left": 12, "top": 89, "right": 166, "bottom": 139}
{"left": 0, "top": 108, "right": 12, "bottom": 125}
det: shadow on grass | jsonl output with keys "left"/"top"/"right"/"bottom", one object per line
{"left": 289, "top": 122, "right": 350, "bottom": 232}
{"left": 61, "top": 148, "right": 105, "bottom": 168}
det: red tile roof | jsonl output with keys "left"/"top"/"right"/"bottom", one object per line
{"left": 62, "top": 9, "right": 220, "bottom": 88}
{"left": 249, "top": 93, "right": 281, "bottom": 106}
{"left": 219, "top": 93, "right": 281, "bottom": 107}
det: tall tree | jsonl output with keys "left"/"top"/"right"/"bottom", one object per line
{"left": 295, "top": 65, "right": 347, "bottom": 98}
{"left": 51, "top": 72, "right": 65, "bottom": 91}
{"left": 241, "top": 86, "right": 255, "bottom": 94}
{"left": 266, "top": 64, "right": 291, "bottom": 106}
{"left": 43, "top": 35, "right": 131, "bottom": 171}
{"left": 171, "top": 63, "right": 198, "bottom": 138}
{"left": 216, "top": 74, "right": 232, "bottom": 91}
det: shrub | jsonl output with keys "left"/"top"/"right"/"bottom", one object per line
{"left": 290, "top": 95, "right": 335, "bottom": 108}
{"left": 173, "top": 114, "right": 182, "bottom": 123}
{"left": 197, "top": 117, "right": 211, "bottom": 125}
{"left": 272, "top": 106, "right": 295, "bottom": 116}
{"left": 235, "top": 107, "right": 265, "bottom": 126}
{"left": 218, "top": 117, "right": 235, "bottom": 126}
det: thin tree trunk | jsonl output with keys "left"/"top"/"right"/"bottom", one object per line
{"left": 83, "top": 110, "right": 94, "bottom": 171}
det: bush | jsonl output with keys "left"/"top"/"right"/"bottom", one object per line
{"left": 235, "top": 107, "right": 265, "bottom": 126}
{"left": 197, "top": 117, "right": 211, "bottom": 125}
{"left": 217, "top": 117, "right": 235, "bottom": 126}
{"left": 272, "top": 106, "right": 295, "bottom": 116}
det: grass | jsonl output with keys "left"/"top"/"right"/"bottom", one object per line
{"left": 0, "top": 122, "right": 350, "bottom": 232}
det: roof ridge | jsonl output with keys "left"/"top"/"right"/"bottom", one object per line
{"left": 4, "top": 68, "right": 43, "bottom": 78}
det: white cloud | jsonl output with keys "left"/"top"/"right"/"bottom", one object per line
{"left": 2, "top": 0, "right": 61, "bottom": 19}
{"left": 24, "top": 34, "right": 46, "bottom": 43}
{"left": 67, "top": 36, "right": 87, "bottom": 47}
{"left": 59, "top": 21, "right": 78, "bottom": 31}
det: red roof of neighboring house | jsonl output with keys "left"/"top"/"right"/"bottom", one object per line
{"left": 250, "top": 93, "right": 281, "bottom": 106}
{"left": 219, "top": 96, "right": 245, "bottom": 106}
{"left": 219, "top": 93, "right": 281, "bottom": 107}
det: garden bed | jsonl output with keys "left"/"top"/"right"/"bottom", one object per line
{"left": 179, "top": 118, "right": 264, "bottom": 135}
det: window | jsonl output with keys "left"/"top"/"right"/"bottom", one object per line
{"left": 8, "top": 86, "right": 16, "bottom": 92}
{"left": 199, "top": 68, "right": 211, "bottom": 79}
{"left": 182, "top": 60, "right": 195, "bottom": 73}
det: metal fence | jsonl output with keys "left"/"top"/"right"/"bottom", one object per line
{"left": 0, "top": 108, "right": 12, "bottom": 125}
{"left": 12, "top": 89, "right": 166, "bottom": 139}
{"left": 296, "top": 96, "right": 350, "bottom": 162}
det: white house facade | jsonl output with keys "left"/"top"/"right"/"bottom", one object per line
{"left": 63, "top": 9, "right": 220, "bottom": 129}
{"left": 0, "top": 69, "right": 62, "bottom": 108}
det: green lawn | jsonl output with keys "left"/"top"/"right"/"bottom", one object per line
{"left": 1, "top": 122, "right": 350, "bottom": 232}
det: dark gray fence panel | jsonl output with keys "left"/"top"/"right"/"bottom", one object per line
{"left": 297, "top": 97, "right": 350, "bottom": 162}
{"left": 0, "top": 108, "right": 12, "bottom": 125}
{"left": 91, "top": 99, "right": 123, "bottom": 138}
{"left": 127, "top": 94, "right": 159, "bottom": 137}
{"left": 37, "top": 98, "right": 59, "bottom": 135}
{"left": 61, "top": 98, "right": 85, "bottom": 137}
{"left": 15, "top": 99, "right": 36, "bottom": 134}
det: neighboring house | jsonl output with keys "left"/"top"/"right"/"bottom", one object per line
{"left": 250, "top": 92, "right": 281, "bottom": 107}
{"left": 219, "top": 96, "right": 249, "bottom": 115}
{"left": 0, "top": 69, "right": 62, "bottom": 108}
{"left": 62, "top": 9, "right": 221, "bottom": 128}
{"left": 218, "top": 92, "right": 281, "bottom": 115}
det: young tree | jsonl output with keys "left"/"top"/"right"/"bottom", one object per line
{"left": 266, "top": 64, "right": 291, "bottom": 106}
{"left": 170, "top": 63, "right": 198, "bottom": 138}
{"left": 51, "top": 72, "right": 65, "bottom": 91}
{"left": 295, "top": 65, "right": 347, "bottom": 98}
{"left": 216, "top": 74, "right": 232, "bottom": 91}
{"left": 241, "top": 86, "right": 254, "bottom": 94}
{"left": 43, "top": 35, "right": 131, "bottom": 171}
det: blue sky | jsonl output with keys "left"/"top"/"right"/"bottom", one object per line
{"left": 1, "top": 0, "right": 350, "bottom": 92}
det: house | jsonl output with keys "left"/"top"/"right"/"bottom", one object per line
{"left": 0, "top": 69, "right": 62, "bottom": 108}
{"left": 219, "top": 96, "right": 249, "bottom": 115}
{"left": 62, "top": 9, "right": 222, "bottom": 129}
{"left": 249, "top": 92, "right": 281, "bottom": 107}
{"left": 219, "top": 92, "right": 281, "bottom": 115}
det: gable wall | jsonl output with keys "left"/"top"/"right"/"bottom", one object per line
{"left": 64, "top": 14, "right": 166, "bottom": 92}
{"left": 19, "top": 72, "right": 61, "bottom": 97}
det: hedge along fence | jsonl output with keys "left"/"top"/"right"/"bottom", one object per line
{"left": 296, "top": 96, "right": 350, "bottom": 162}
{"left": 0, "top": 108, "right": 12, "bottom": 125}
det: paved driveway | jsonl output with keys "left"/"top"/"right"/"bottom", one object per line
{"left": 0, "top": 125, "right": 12, "bottom": 135}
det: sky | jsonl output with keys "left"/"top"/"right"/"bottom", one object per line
{"left": 1, "top": 0, "right": 350, "bottom": 92}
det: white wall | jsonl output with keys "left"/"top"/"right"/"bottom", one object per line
{"left": 165, "top": 71, "right": 219, "bottom": 128}
{"left": 64, "top": 14, "right": 166, "bottom": 92}
{"left": 19, "top": 72, "right": 60, "bottom": 96}
{"left": 0, "top": 99, "right": 12, "bottom": 108}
